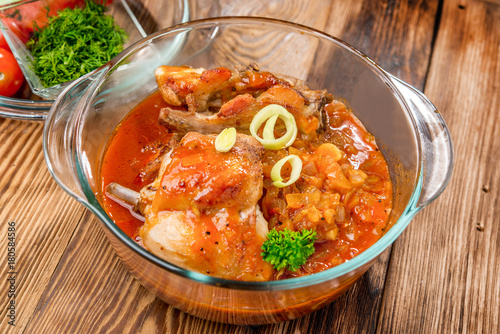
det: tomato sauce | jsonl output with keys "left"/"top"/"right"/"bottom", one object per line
{"left": 101, "top": 92, "right": 171, "bottom": 240}
{"left": 259, "top": 101, "right": 392, "bottom": 278}
{"left": 100, "top": 91, "right": 393, "bottom": 280}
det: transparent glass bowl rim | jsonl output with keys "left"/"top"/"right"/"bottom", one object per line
{"left": 0, "top": 0, "right": 193, "bottom": 119}
{"left": 47, "top": 16, "right": 426, "bottom": 291}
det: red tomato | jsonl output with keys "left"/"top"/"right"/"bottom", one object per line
{"left": 13, "top": 1, "right": 87, "bottom": 32}
{"left": 24, "top": 0, "right": 113, "bottom": 30}
{"left": 0, "top": 34, "right": 8, "bottom": 51}
{"left": 0, "top": 0, "right": 113, "bottom": 52}
{"left": 0, "top": 18, "right": 32, "bottom": 52}
{"left": 0, "top": 47, "right": 24, "bottom": 97}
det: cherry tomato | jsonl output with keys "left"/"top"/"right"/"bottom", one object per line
{"left": 0, "top": 18, "right": 32, "bottom": 52}
{"left": 0, "top": 0, "right": 113, "bottom": 52}
{"left": 11, "top": 1, "right": 86, "bottom": 32}
{"left": 0, "top": 47, "right": 24, "bottom": 97}
{"left": 0, "top": 35, "right": 8, "bottom": 51}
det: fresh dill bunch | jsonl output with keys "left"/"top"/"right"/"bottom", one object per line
{"left": 261, "top": 229, "right": 317, "bottom": 271}
{"left": 27, "top": 0, "right": 127, "bottom": 87}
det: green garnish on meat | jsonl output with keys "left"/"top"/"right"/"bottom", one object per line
{"left": 261, "top": 229, "right": 317, "bottom": 271}
{"left": 27, "top": 0, "right": 127, "bottom": 87}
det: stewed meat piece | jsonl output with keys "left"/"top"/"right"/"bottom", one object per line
{"left": 137, "top": 132, "right": 273, "bottom": 281}
{"left": 155, "top": 64, "right": 333, "bottom": 138}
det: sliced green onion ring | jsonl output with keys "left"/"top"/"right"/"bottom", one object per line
{"left": 271, "top": 155, "right": 303, "bottom": 188}
{"left": 250, "top": 104, "right": 298, "bottom": 150}
{"left": 215, "top": 127, "right": 237, "bottom": 152}
{"left": 263, "top": 114, "right": 279, "bottom": 141}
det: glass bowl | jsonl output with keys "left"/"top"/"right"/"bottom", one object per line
{"left": 43, "top": 17, "right": 454, "bottom": 325}
{"left": 0, "top": 0, "right": 217, "bottom": 120}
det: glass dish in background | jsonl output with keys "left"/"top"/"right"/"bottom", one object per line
{"left": 0, "top": 0, "right": 219, "bottom": 120}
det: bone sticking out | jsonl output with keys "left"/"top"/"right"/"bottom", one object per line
{"left": 106, "top": 183, "right": 140, "bottom": 207}
{"left": 105, "top": 183, "right": 145, "bottom": 222}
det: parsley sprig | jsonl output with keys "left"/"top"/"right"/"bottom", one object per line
{"left": 27, "top": 0, "right": 127, "bottom": 87}
{"left": 261, "top": 229, "right": 317, "bottom": 271}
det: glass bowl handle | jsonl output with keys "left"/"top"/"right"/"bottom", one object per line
{"left": 0, "top": 100, "right": 50, "bottom": 120}
{"left": 388, "top": 74, "right": 454, "bottom": 208}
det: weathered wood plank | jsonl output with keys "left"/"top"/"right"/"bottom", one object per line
{"left": 202, "top": 0, "right": 338, "bottom": 83}
{"left": 217, "top": 0, "right": 334, "bottom": 30}
{"left": 0, "top": 119, "right": 87, "bottom": 333}
{"left": 377, "top": 0, "right": 500, "bottom": 332}
{"left": 24, "top": 211, "right": 160, "bottom": 333}
{"left": 324, "top": 0, "right": 440, "bottom": 88}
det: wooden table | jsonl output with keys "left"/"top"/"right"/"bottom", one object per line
{"left": 1, "top": 0, "right": 498, "bottom": 332}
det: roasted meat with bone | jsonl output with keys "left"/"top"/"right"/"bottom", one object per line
{"left": 155, "top": 65, "right": 333, "bottom": 137}
{"left": 134, "top": 132, "right": 273, "bottom": 281}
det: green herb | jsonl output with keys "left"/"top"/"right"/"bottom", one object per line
{"left": 261, "top": 229, "right": 317, "bottom": 271}
{"left": 27, "top": 0, "right": 127, "bottom": 87}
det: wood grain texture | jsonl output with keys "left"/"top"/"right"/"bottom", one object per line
{"left": 324, "top": 0, "right": 440, "bottom": 88}
{"left": 0, "top": 0, "right": 498, "bottom": 333}
{"left": 217, "top": 0, "right": 334, "bottom": 29}
{"left": 377, "top": 0, "right": 500, "bottom": 332}
{"left": 0, "top": 119, "right": 87, "bottom": 333}
{"left": 25, "top": 211, "right": 159, "bottom": 333}
{"left": 207, "top": 0, "right": 336, "bottom": 83}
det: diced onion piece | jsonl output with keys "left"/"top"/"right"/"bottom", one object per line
{"left": 271, "top": 155, "right": 303, "bottom": 188}
{"left": 215, "top": 127, "right": 236, "bottom": 152}
{"left": 250, "top": 104, "right": 297, "bottom": 150}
